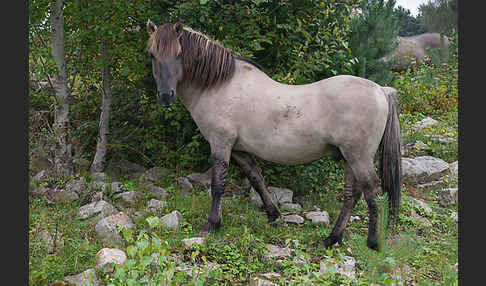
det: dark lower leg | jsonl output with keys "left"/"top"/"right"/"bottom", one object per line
{"left": 364, "top": 187, "right": 380, "bottom": 250}
{"left": 200, "top": 158, "right": 228, "bottom": 236}
{"left": 232, "top": 152, "right": 280, "bottom": 222}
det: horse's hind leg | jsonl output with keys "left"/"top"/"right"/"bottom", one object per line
{"left": 323, "top": 161, "right": 362, "bottom": 248}
{"left": 231, "top": 151, "right": 281, "bottom": 223}
{"left": 199, "top": 142, "right": 233, "bottom": 237}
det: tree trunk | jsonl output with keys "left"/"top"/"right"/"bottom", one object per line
{"left": 90, "top": 39, "right": 113, "bottom": 173}
{"left": 50, "top": 0, "right": 73, "bottom": 178}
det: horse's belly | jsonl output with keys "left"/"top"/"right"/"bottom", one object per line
{"left": 233, "top": 136, "right": 334, "bottom": 165}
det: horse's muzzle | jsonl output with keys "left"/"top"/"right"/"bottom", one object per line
{"left": 156, "top": 90, "right": 176, "bottom": 106}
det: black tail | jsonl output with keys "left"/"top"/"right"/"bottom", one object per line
{"left": 379, "top": 87, "right": 402, "bottom": 221}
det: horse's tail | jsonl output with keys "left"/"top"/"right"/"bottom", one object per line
{"left": 379, "top": 87, "right": 402, "bottom": 221}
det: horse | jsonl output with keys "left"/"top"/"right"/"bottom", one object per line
{"left": 379, "top": 32, "right": 450, "bottom": 71}
{"left": 146, "top": 20, "right": 402, "bottom": 250}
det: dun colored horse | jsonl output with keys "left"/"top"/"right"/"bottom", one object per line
{"left": 146, "top": 21, "right": 402, "bottom": 250}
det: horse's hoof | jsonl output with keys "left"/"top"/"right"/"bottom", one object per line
{"left": 322, "top": 235, "right": 343, "bottom": 248}
{"left": 199, "top": 222, "right": 220, "bottom": 237}
{"left": 269, "top": 222, "right": 278, "bottom": 228}
{"left": 367, "top": 238, "right": 379, "bottom": 251}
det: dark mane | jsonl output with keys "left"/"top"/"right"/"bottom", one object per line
{"left": 149, "top": 24, "right": 264, "bottom": 90}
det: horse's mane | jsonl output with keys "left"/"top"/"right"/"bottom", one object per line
{"left": 148, "top": 23, "right": 264, "bottom": 91}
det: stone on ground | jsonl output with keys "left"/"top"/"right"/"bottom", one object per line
{"left": 439, "top": 188, "right": 458, "bottom": 207}
{"left": 182, "top": 237, "right": 206, "bottom": 249}
{"left": 280, "top": 202, "right": 302, "bottom": 212}
{"left": 176, "top": 176, "right": 194, "bottom": 193}
{"left": 91, "top": 172, "right": 108, "bottom": 182}
{"left": 281, "top": 214, "right": 304, "bottom": 224}
{"left": 402, "top": 156, "right": 450, "bottom": 185}
{"left": 415, "top": 117, "right": 438, "bottom": 130}
{"left": 160, "top": 210, "right": 184, "bottom": 230}
{"left": 95, "top": 212, "right": 135, "bottom": 247}
{"left": 406, "top": 197, "right": 432, "bottom": 213}
{"left": 63, "top": 268, "right": 99, "bottom": 286}
{"left": 146, "top": 183, "right": 169, "bottom": 199}
{"left": 39, "top": 229, "right": 64, "bottom": 254}
{"left": 146, "top": 199, "right": 168, "bottom": 213}
{"left": 65, "top": 176, "right": 87, "bottom": 195}
{"left": 265, "top": 244, "right": 291, "bottom": 259}
{"left": 95, "top": 248, "right": 127, "bottom": 273}
{"left": 186, "top": 167, "right": 213, "bottom": 187}
{"left": 32, "top": 170, "right": 50, "bottom": 185}
{"left": 304, "top": 210, "right": 330, "bottom": 226}
{"left": 320, "top": 256, "right": 356, "bottom": 280}
{"left": 114, "top": 191, "right": 140, "bottom": 208}
{"left": 78, "top": 200, "right": 118, "bottom": 220}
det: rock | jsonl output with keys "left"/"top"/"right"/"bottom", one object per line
{"left": 402, "top": 156, "right": 450, "bottom": 185}
{"left": 73, "top": 157, "right": 91, "bottom": 171}
{"left": 250, "top": 186, "right": 293, "bottom": 207}
{"left": 63, "top": 268, "right": 99, "bottom": 286}
{"left": 265, "top": 244, "right": 291, "bottom": 259}
{"left": 95, "top": 248, "right": 127, "bottom": 273}
{"left": 176, "top": 261, "right": 220, "bottom": 277}
{"left": 350, "top": 216, "right": 360, "bottom": 222}
{"left": 176, "top": 177, "right": 194, "bottom": 193}
{"left": 32, "top": 170, "right": 50, "bottom": 185}
{"left": 65, "top": 177, "right": 86, "bottom": 195}
{"left": 281, "top": 214, "right": 304, "bottom": 224}
{"left": 146, "top": 199, "right": 168, "bottom": 213}
{"left": 139, "top": 167, "right": 173, "bottom": 185}
{"left": 38, "top": 229, "right": 64, "bottom": 254}
{"left": 160, "top": 210, "right": 184, "bottom": 230}
{"left": 90, "top": 191, "right": 104, "bottom": 202}
{"left": 250, "top": 277, "right": 279, "bottom": 286}
{"left": 270, "top": 187, "right": 293, "bottom": 204}
{"left": 410, "top": 210, "right": 432, "bottom": 228}
{"left": 304, "top": 211, "right": 330, "bottom": 226}
{"left": 439, "top": 188, "right": 458, "bottom": 207}
{"left": 114, "top": 191, "right": 140, "bottom": 208}
{"left": 91, "top": 172, "right": 108, "bottom": 182}
{"left": 423, "top": 134, "right": 456, "bottom": 144}
{"left": 79, "top": 200, "right": 118, "bottom": 220}
{"left": 43, "top": 188, "right": 79, "bottom": 204}
{"left": 29, "top": 146, "right": 53, "bottom": 174}
{"left": 186, "top": 167, "right": 213, "bottom": 187}
{"left": 259, "top": 272, "right": 281, "bottom": 280}
{"left": 110, "top": 182, "right": 124, "bottom": 193}
{"left": 416, "top": 180, "right": 447, "bottom": 194}
{"left": 320, "top": 256, "right": 356, "bottom": 280}
{"left": 95, "top": 212, "right": 135, "bottom": 247}
{"left": 406, "top": 197, "right": 432, "bottom": 213}
{"left": 182, "top": 237, "right": 206, "bottom": 249}
{"left": 293, "top": 254, "right": 308, "bottom": 265}
{"left": 280, "top": 202, "right": 302, "bottom": 212}
{"left": 146, "top": 183, "right": 169, "bottom": 199}
{"left": 415, "top": 117, "right": 438, "bottom": 130}
{"left": 449, "top": 161, "right": 458, "bottom": 180}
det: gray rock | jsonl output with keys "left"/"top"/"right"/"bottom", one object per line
{"left": 114, "top": 191, "right": 140, "bottom": 208}
{"left": 423, "top": 134, "right": 456, "bottom": 144}
{"left": 415, "top": 117, "right": 438, "bottom": 130}
{"left": 29, "top": 146, "right": 53, "bottom": 174}
{"left": 146, "top": 183, "right": 169, "bottom": 199}
{"left": 91, "top": 172, "right": 108, "bottom": 182}
{"left": 90, "top": 191, "right": 104, "bottom": 202}
{"left": 416, "top": 180, "right": 447, "bottom": 194}
{"left": 95, "top": 248, "right": 127, "bottom": 273}
{"left": 176, "top": 261, "right": 220, "bottom": 278}
{"left": 63, "top": 268, "right": 99, "bottom": 286}
{"left": 95, "top": 212, "right": 135, "bottom": 247}
{"left": 176, "top": 177, "right": 194, "bottom": 193}
{"left": 182, "top": 237, "right": 206, "bottom": 249}
{"left": 265, "top": 244, "right": 291, "bottom": 259}
{"left": 43, "top": 188, "right": 79, "bottom": 204}
{"left": 250, "top": 277, "right": 279, "bottom": 286}
{"left": 304, "top": 211, "right": 330, "bottom": 226}
{"left": 449, "top": 161, "right": 458, "bottom": 180}
{"left": 139, "top": 167, "right": 172, "bottom": 185}
{"left": 406, "top": 197, "right": 432, "bottom": 213}
{"left": 65, "top": 176, "right": 87, "bottom": 195}
{"left": 79, "top": 200, "right": 118, "bottom": 220}
{"left": 32, "top": 170, "right": 50, "bottom": 185}
{"left": 73, "top": 157, "right": 91, "bottom": 171}
{"left": 410, "top": 210, "right": 433, "bottom": 228}
{"left": 402, "top": 156, "right": 450, "bottom": 185}
{"left": 91, "top": 181, "right": 109, "bottom": 192}
{"left": 281, "top": 214, "right": 304, "bottom": 224}
{"left": 146, "top": 199, "right": 168, "bottom": 213}
{"left": 38, "top": 229, "right": 64, "bottom": 254}
{"left": 280, "top": 202, "right": 302, "bottom": 212}
{"left": 270, "top": 187, "right": 293, "bottom": 204}
{"left": 320, "top": 256, "right": 356, "bottom": 280}
{"left": 439, "top": 188, "right": 458, "bottom": 207}
{"left": 160, "top": 210, "right": 184, "bottom": 230}
{"left": 350, "top": 216, "right": 361, "bottom": 222}
{"left": 186, "top": 167, "right": 213, "bottom": 187}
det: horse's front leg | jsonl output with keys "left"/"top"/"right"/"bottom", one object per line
{"left": 199, "top": 141, "right": 233, "bottom": 237}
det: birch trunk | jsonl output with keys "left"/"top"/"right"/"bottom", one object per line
{"left": 50, "top": 0, "right": 73, "bottom": 177}
{"left": 90, "top": 39, "right": 113, "bottom": 173}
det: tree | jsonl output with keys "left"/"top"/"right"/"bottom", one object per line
{"left": 50, "top": 0, "right": 74, "bottom": 177}
{"left": 394, "top": 6, "right": 427, "bottom": 36}
{"left": 348, "top": 0, "right": 400, "bottom": 85}
{"left": 418, "top": 0, "right": 458, "bottom": 35}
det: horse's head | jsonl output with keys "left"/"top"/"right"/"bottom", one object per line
{"left": 147, "top": 20, "right": 184, "bottom": 106}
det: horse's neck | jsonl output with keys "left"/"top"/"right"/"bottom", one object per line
{"left": 177, "top": 83, "right": 200, "bottom": 112}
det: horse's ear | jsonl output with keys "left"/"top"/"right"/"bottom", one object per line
{"left": 174, "top": 22, "right": 184, "bottom": 37}
{"left": 147, "top": 19, "right": 157, "bottom": 36}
